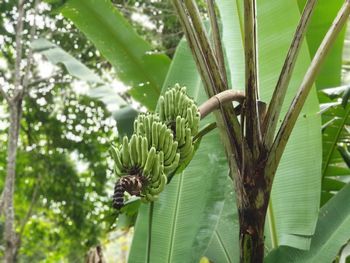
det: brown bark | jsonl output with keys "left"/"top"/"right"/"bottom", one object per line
{"left": 236, "top": 165, "right": 269, "bottom": 263}
{"left": 4, "top": 101, "right": 22, "bottom": 263}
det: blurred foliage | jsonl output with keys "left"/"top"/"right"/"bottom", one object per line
{"left": 0, "top": 0, "right": 121, "bottom": 261}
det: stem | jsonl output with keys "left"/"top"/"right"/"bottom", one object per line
{"left": 193, "top": 122, "right": 217, "bottom": 142}
{"left": 244, "top": 0, "right": 261, "bottom": 157}
{"left": 172, "top": 0, "right": 215, "bottom": 97}
{"left": 198, "top": 90, "right": 245, "bottom": 119}
{"left": 266, "top": 0, "right": 350, "bottom": 182}
{"left": 173, "top": 0, "right": 252, "bottom": 170}
{"left": 146, "top": 202, "right": 154, "bottom": 263}
{"left": 4, "top": 1, "right": 25, "bottom": 261}
{"left": 262, "top": 0, "right": 317, "bottom": 149}
{"left": 267, "top": 199, "right": 278, "bottom": 249}
{"left": 184, "top": 0, "right": 226, "bottom": 93}
{"left": 207, "top": 0, "right": 228, "bottom": 85}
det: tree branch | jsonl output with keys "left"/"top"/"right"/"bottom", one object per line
{"left": 262, "top": 0, "right": 317, "bottom": 149}
{"left": 12, "top": 0, "right": 25, "bottom": 103}
{"left": 0, "top": 86, "right": 10, "bottom": 103}
{"left": 244, "top": 0, "right": 261, "bottom": 157}
{"left": 22, "top": 0, "right": 40, "bottom": 92}
{"left": 266, "top": 0, "right": 350, "bottom": 182}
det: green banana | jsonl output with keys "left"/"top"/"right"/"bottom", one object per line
{"left": 129, "top": 134, "right": 138, "bottom": 166}
{"left": 144, "top": 147, "right": 156, "bottom": 175}
{"left": 164, "top": 153, "right": 180, "bottom": 174}
{"left": 149, "top": 174, "right": 167, "bottom": 195}
{"left": 121, "top": 136, "right": 130, "bottom": 168}
{"left": 141, "top": 137, "right": 148, "bottom": 167}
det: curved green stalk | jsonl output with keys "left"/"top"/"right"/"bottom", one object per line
{"left": 267, "top": 199, "right": 278, "bottom": 249}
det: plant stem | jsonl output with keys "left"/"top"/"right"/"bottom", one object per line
{"left": 262, "top": 0, "right": 317, "bottom": 149}
{"left": 243, "top": 0, "right": 261, "bottom": 157}
{"left": 266, "top": 0, "right": 350, "bottom": 182}
{"left": 146, "top": 202, "right": 154, "bottom": 263}
{"left": 173, "top": 0, "right": 252, "bottom": 170}
{"left": 198, "top": 90, "right": 245, "bottom": 119}
{"left": 206, "top": 0, "right": 228, "bottom": 86}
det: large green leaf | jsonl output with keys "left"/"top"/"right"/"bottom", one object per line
{"left": 128, "top": 39, "right": 230, "bottom": 263}
{"left": 61, "top": 0, "right": 171, "bottom": 110}
{"left": 32, "top": 38, "right": 126, "bottom": 107}
{"left": 32, "top": 38, "right": 140, "bottom": 137}
{"left": 297, "top": 0, "right": 346, "bottom": 90}
{"left": 204, "top": 181, "right": 239, "bottom": 263}
{"left": 216, "top": 0, "right": 322, "bottom": 252}
{"left": 320, "top": 86, "right": 350, "bottom": 204}
{"left": 265, "top": 183, "right": 350, "bottom": 263}
{"left": 296, "top": 0, "right": 349, "bottom": 206}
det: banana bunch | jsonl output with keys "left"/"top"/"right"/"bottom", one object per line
{"left": 158, "top": 84, "right": 200, "bottom": 163}
{"left": 158, "top": 83, "right": 200, "bottom": 136}
{"left": 134, "top": 114, "right": 180, "bottom": 174}
{"left": 110, "top": 135, "right": 168, "bottom": 204}
{"left": 110, "top": 84, "right": 200, "bottom": 209}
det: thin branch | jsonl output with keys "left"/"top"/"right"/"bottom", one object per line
{"left": 12, "top": 0, "right": 25, "bottom": 103}
{"left": 244, "top": 0, "right": 261, "bottom": 157}
{"left": 0, "top": 191, "right": 4, "bottom": 216}
{"left": 262, "top": 0, "right": 317, "bottom": 149}
{"left": 199, "top": 90, "right": 245, "bottom": 118}
{"left": 266, "top": 0, "right": 350, "bottom": 182}
{"left": 18, "top": 173, "right": 41, "bottom": 238}
{"left": 22, "top": 0, "right": 40, "bottom": 92}
{"left": 206, "top": 0, "right": 228, "bottom": 86}
{"left": 0, "top": 86, "right": 10, "bottom": 103}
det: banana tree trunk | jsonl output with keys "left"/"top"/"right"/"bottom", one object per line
{"left": 236, "top": 165, "right": 270, "bottom": 263}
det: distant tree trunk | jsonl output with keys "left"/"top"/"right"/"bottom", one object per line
{"left": 0, "top": 0, "right": 39, "bottom": 261}
{"left": 4, "top": 101, "right": 22, "bottom": 263}
{"left": 85, "top": 246, "right": 106, "bottom": 263}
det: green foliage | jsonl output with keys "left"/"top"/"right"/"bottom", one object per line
{"left": 61, "top": 0, "right": 171, "bottom": 110}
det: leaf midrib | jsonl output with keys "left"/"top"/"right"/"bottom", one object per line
{"left": 167, "top": 174, "right": 184, "bottom": 262}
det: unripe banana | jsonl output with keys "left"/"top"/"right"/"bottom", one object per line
{"left": 179, "top": 128, "right": 192, "bottom": 155}
{"left": 136, "top": 136, "right": 142, "bottom": 166}
{"left": 151, "top": 121, "right": 157, "bottom": 148}
{"left": 159, "top": 96, "right": 165, "bottom": 121}
{"left": 164, "top": 153, "right": 180, "bottom": 174}
{"left": 151, "top": 154, "right": 161, "bottom": 182}
{"left": 176, "top": 115, "right": 182, "bottom": 141}
{"left": 158, "top": 124, "right": 167, "bottom": 149}
{"left": 165, "top": 141, "right": 178, "bottom": 166}
{"left": 180, "top": 117, "right": 186, "bottom": 145}
{"left": 144, "top": 147, "right": 156, "bottom": 175}
{"left": 163, "top": 132, "right": 174, "bottom": 159}
{"left": 110, "top": 146, "right": 124, "bottom": 172}
{"left": 145, "top": 192, "right": 158, "bottom": 202}
{"left": 129, "top": 134, "right": 138, "bottom": 166}
{"left": 169, "top": 89, "right": 174, "bottom": 119}
{"left": 180, "top": 145, "right": 194, "bottom": 165}
{"left": 149, "top": 174, "right": 167, "bottom": 195}
{"left": 141, "top": 137, "right": 148, "bottom": 167}
{"left": 121, "top": 136, "right": 130, "bottom": 168}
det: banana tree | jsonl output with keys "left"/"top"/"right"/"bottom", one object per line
{"left": 58, "top": 0, "right": 350, "bottom": 262}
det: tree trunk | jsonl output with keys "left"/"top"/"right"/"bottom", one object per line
{"left": 4, "top": 101, "right": 22, "bottom": 263}
{"left": 236, "top": 163, "right": 270, "bottom": 263}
